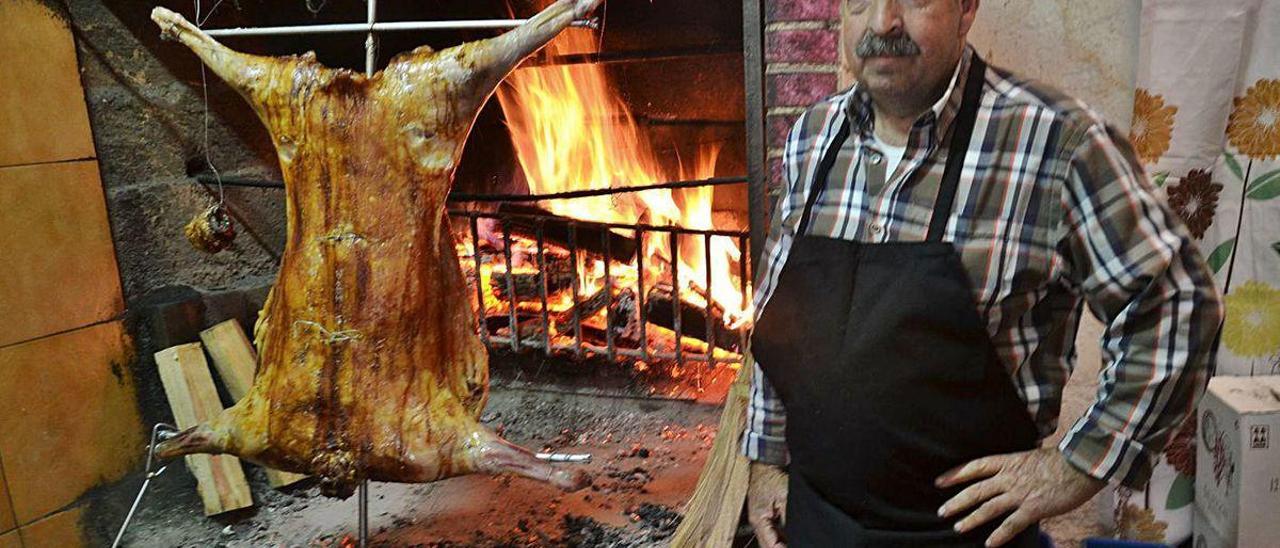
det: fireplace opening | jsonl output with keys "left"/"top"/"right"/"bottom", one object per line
{"left": 451, "top": 0, "right": 751, "bottom": 393}
{"left": 78, "top": 1, "right": 755, "bottom": 545}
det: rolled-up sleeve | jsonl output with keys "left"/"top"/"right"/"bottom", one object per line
{"left": 1055, "top": 123, "right": 1224, "bottom": 488}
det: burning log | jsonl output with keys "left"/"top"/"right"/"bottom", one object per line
{"left": 552, "top": 286, "right": 610, "bottom": 326}
{"left": 644, "top": 284, "right": 739, "bottom": 353}
{"left": 552, "top": 287, "right": 640, "bottom": 347}
{"left": 497, "top": 203, "right": 638, "bottom": 263}
{"left": 490, "top": 267, "right": 575, "bottom": 302}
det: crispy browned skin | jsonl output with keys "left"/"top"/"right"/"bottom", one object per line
{"left": 150, "top": 2, "right": 597, "bottom": 498}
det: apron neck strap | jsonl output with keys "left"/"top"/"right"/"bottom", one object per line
{"left": 795, "top": 119, "right": 851, "bottom": 237}
{"left": 793, "top": 55, "right": 988, "bottom": 241}
{"left": 926, "top": 55, "right": 986, "bottom": 243}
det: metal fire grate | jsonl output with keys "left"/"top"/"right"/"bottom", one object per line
{"left": 450, "top": 191, "right": 751, "bottom": 372}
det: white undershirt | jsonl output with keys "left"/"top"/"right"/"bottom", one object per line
{"left": 880, "top": 142, "right": 908, "bottom": 177}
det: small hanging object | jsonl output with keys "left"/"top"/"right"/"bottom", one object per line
{"left": 184, "top": 203, "right": 236, "bottom": 253}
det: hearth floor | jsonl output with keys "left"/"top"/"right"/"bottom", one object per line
{"left": 95, "top": 383, "right": 722, "bottom": 547}
{"left": 89, "top": 372, "right": 1102, "bottom": 547}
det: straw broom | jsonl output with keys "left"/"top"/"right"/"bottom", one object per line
{"left": 670, "top": 353, "right": 756, "bottom": 547}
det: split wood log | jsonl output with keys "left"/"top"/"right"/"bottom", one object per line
{"left": 575, "top": 288, "right": 641, "bottom": 349}
{"left": 199, "top": 321, "right": 308, "bottom": 489}
{"left": 497, "top": 203, "right": 638, "bottom": 262}
{"left": 490, "top": 267, "right": 575, "bottom": 302}
{"left": 154, "top": 343, "right": 254, "bottom": 515}
{"left": 644, "top": 284, "right": 740, "bottom": 352}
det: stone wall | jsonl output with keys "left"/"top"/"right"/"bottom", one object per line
{"left": 66, "top": 0, "right": 286, "bottom": 307}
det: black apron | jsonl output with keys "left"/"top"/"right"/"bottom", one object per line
{"left": 751, "top": 56, "right": 1043, "bottom": 547}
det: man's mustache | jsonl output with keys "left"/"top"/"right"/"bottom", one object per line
{"left": 854, "top": 31, "right": 922, "bottom": 58}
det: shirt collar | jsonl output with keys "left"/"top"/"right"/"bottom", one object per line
{"left": 844, "top": 45, "right": 976, "bottom": 148}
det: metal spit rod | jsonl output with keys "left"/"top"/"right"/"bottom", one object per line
{"left": 357, "top": 2, "right": 376, "bottom": 544}
{"left": 204, "top": 18, "right": 598, "bottom": 37}
{"left": 357, "top": 480, "right": 369, "bottom": 548}
{"left": 111, "top": 423, "right": 179, "bottom": 548}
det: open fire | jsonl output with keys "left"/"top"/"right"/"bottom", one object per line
{"left": 453, "top": 4, "right": 752, "bottom": 371}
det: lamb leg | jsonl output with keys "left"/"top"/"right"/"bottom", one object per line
{"left": 466, "top": 429, "right": 592, "bottom": 491}
{"left": 154, "top": 425, "right": 219, "bottom": 459}
{"left": 150, "top": 7, "right": 269, "bottom": 97}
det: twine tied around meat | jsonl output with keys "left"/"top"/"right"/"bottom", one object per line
{"left": 293, "top": 320, "right": 364, "bottom": 344}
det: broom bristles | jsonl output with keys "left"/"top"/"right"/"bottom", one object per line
{"left": 671, "top": 355, "right": 755, "bottom": 547}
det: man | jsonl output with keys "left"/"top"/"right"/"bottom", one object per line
{"left": 743, "top": 0, "right": 1224, "bottom": 546}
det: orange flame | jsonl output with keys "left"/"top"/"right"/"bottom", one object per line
{"left": 496, "top": 7, "right": 749, "bottom": 325}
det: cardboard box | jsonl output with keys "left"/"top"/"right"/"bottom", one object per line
{"left": 1193, "top": 504, "right": 1231, "bottom": 548}
{"left": 1194, "top": 375, "right": 1280, "bottom": 547}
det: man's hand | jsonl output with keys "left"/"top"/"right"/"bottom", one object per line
{"left": 937, "top": 447, "right": 1105, "bottom": 547}
{"left": 747, "top": 462, "right": 789, "bottom": 548}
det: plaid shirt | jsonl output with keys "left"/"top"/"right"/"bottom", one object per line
{"left": 743, "top": 48, "right": 1223, "bottom": 488}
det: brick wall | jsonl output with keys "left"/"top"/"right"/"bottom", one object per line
{"left": 762, "top": 0, "right": 844, "bottom": 198}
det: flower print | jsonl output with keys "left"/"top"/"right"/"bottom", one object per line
{"left": 1165, "top": 169, "right": 1223, "bottom": 239}
{"left": 1130, "top": 88, "right": 1178, "bottom": 164}
{"left": 1226, "top": 79, "right": 1280, "bottom": 160}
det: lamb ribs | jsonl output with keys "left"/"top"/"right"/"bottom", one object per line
{"left": 149, "top": 2, "right": 600, "bottom": 498}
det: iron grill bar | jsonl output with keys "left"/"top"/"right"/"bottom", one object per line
{"left": 704, "top": 233, "right": 716, "bottom": 368}
{"left": 447, "top": 176, "right": 748, "bottom": 203}
{"left": 670, "top": 231, "right": 684, "bottom": 372}
{"left": 448, "top": 210, "right": 747, "bottom": 238}
{"left": 531, "top": 46, "right": 741, "bottom": 68}
{"left": 603, "top": 231, "right": 616, "bottom": 362}
{"left": 536, "top": 220, "right": 552, "bottom": 355}
{"left": 568, "top": 223, "right": 584, "bottom": 360}
{"left": 484, "top": 336, "right": 736, "bottom": 364}
{"left": 500, "top": 216, "right": 520, "bottom": 352}
{"left": 738, "top": 234, "right": 750, "bottom": 353}
{"left": 203, "top": 18, "right": 598, "bottom": 38}
{"left": 469, "top": 216, "right": 490, "bottom": 347}
{"left": 635, "top": 228, "right": 649, "bottom": 362}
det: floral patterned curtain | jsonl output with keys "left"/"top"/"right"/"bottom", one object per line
{"left": 1110, "top": 0, "right": 1279, "bottom": 543}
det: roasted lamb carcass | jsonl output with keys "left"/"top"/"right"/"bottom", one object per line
{"left": 149, "top": 0, "right": 601, "bottom": 498}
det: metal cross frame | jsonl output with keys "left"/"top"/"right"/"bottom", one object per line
{"left": 106, "top": 5, "right": 599, "bottom": 548}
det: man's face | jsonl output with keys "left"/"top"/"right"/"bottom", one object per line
{"left": 842, "top": 0, "right": 978, "bottom": 114}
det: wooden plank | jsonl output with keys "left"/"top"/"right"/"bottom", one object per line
{"left": 154, "top": 343, "right": 254, "bottom": 516}
{"left": 199, "top": 320, "right": 307, "bottom": 488}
